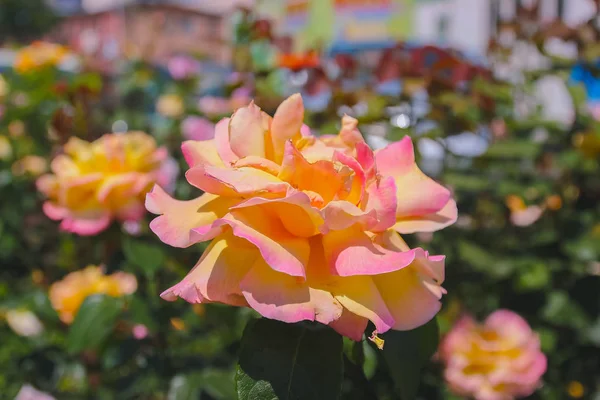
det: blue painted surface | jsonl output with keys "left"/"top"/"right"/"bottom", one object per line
{"left": 570, "top": 62, "right": 600, "bottom": 102}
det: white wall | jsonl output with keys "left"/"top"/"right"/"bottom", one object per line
{"left": 414, "top": 0, "right": 598, "bottom": 55}
{"left": 413, "top": 0, "right": 491, "bottom": 55}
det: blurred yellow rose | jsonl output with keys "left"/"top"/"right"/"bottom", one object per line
{"left": 0, "top": 74, "right": 8, "bottom": 98}
{"left": 8, "top": 120, "right": 25, "bottom": 137}
{"left": 14, "top": 41, "right": 69, "bottom": 74}
{"left": 0, "top": 136, "right": 12, "bottom": 160}
{"left": 49, "top": 266, "right": 137, "bottom": 324}
{"left": 156, "top": 94, "right": 184, "bottom": 118}
{"left": 5, "top": 309, "right": 44, "bottom": 337}
{"left": 12, "top": 155, "right": 47, "bottom": 177}
{"left": 37, "top": 131, "right": 177, "bottom": 235}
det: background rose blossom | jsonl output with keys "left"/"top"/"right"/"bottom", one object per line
{"left": 167, "top": 55, "right": 199, "bottom": 80}
{"left": 37, "top": 132, "right": 177, "bottom": 235}
{"left": 181, "top": 116, "right": 215, "bottom": 141}
{"left": 440, "top": 310, "right": 547, "bottom": 400}
{"left": 49, "top": 266, "right": 137, "bottom": 324}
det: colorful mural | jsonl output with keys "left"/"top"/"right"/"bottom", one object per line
{"left": 276, "top": 0, "right": 414, "bottom": 52}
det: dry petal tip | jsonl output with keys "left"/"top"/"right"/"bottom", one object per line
{"left": 369, "top": 330, "right": 385, "bottom": 350}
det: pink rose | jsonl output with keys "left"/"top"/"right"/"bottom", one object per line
{"left": 181, "top": 116, "right": 215, "bottom": 141}
{"left": 37, "top": 132, "right": 177, "bottom": 236}
{"left": 167, "top": 56, "right": 198, "bottom": 80}
{"left": 440, "top": 310, "right": 547, "bottom": 400}
{"left": 147, "top": 94, "right": 457, "bottom": 340}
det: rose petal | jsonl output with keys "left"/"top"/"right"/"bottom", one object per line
{"left": 161, "top": 230, "right": 257, "bottom": 306}
{"left": 146, "top": 185, "right": 240, "bottom": 248}
{"left": 393, "top": 198, "right": 458, "bottom": 234}
{"left": 270, "top": 93, "right": 304, "bottom": 163}
{"left": 331, "top": 274, "right": 395, "bottom": 334}
{"left": 322, "top": 226, "right": 418, "bottom": 276}
{"left": 365, "top": 176, "right": 398, "bottom": 232}
{"left": 181, "top": 139, "right": 225, "bottom": 168}
{"left": 376, "top": 137, "right": 451, "bottom": 219}
{"left": 373, "top": 251, "right": 445, "bottom": 330}
{"left": 196, "top": 208, "right": 310, "bottom": 278}
{"left": 214, "top": 117, "right": 238, "bottom": 163}
{"left": 329, "top": 308, "right": 369, "bottom": 341}
{"left": 279, "top": 141, "right": 351, "bottom": 206}
{"left": 321, "top": 200, "right": 378, "bottom": 232}
{"left": 229, "top": 102, "right": 271, "bottom": 158}
{"left": 59, "top": 212, "right": 112, "bottom": 236}
{"left": 231, "top": 191, "right": 323, "bottom": 237}
{"left": 240, "top": 257, "right": 343, "bottom": 325}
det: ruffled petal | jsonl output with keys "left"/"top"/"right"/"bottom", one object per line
{"left": 393, "top": 198, "right": 458, "bottom": 234}
{"left": 331, "top": 275, "right": 395, "bottom": 334}
{"left": 161, "top": 231, "right": 257, "bottom": 306}
{"left": 373, "top": 252, "right": 445, "bottom": 331}
{"left": 279, "top": 141, "right": 352, "bottom": 206}
{"left": 332, "top": 150, "right": 365, "bottom": 205}
{"left": 376, "top": 137, "right": 451, "bottom": 219}
{"left": 364, "top": 176, "right": 398, "bottom": 232}
{"left": 329, "top": 308, "right": 369, "bottom": 341}
{"left": 181, "top": 139, "right": 225, "bottom": 168}
{"left": 233, "top": 156, "right": 281, "bottom": 175}
{"left": 186, "top": 164, "right": 289, "bottom": 197}
{"left": 321, "top": 200, "right": 377, "bottom": 232}
{"left": 59, "top": 212, "right": 112, "bottom": 236}
{"left": 322, "top": 226, "right": 418, "bottom": 276}
{"left": 197, "top": 208, "right": 310, "bottom": 278}
{"left": 231, "top": 191, "right": 323, "bottom": 237}
{"left": 229, "top": 102, "right": 271, "bottom": 158}
{"left": 270, "top": 94, "right": 304, "bottom": 163}
{"left": 240, "top": 257, "right": 343, "bottom": 325}
{"left": 146, "top": 185, "right": 240, "bottom": 248}
{"left": 213, "top": 118, "right": 238, "bottom": 163}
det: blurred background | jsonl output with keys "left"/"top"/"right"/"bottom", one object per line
{"left": 0, "top": 0, "right": 599, "bottom": 399}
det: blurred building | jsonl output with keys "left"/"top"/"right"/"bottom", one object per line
{"left": 414, "top": 0, "right": 595, "bottom": 55}
{"left": 266, "top": 0, "right": 596, "bottom": 57}
{"left": 48, "top": 0, "right": 252, "bottom": 72}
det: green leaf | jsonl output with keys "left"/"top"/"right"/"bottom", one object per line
{"left": 167, "top": 369, "right": 236, "bottom": 400}
{"left": 516, "top": 262, "right": 550, "bottom": 291}
{"left": 201, "top": 369, "right": 236, "bottom": 399}
{"left": 380, "top": 318, "right": 439, "bottom": 400}
{"left": 343, "top": 338, "right": 377, "bottom": 380}
{"left": 122, "top": 237, "right": 166, "bottom": 277}
{"left": 443, "top": 173, "right": 491, "bottom": 191}
{"left": 67, "top": 295, "right": 124, "bottom": 353}
{"left": 542, "top": 291, "right": 589, "bottom": 329}
{"left": 484, "top": 140, "right": 540, "bottom": 159}
{"left": 235, "top": 318, "right": 343, "bottom": 400}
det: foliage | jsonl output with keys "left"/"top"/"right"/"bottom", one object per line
{"left": 0, "top": 0, "right": 59, "bottom": 43}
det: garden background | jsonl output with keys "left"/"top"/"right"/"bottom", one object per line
{"left": 0, "top": 0, "right": 598, "bottom": 399}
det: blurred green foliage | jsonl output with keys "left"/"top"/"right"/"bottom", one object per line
{"left": 0, "top": 0, "right": 59, "bottom": 43}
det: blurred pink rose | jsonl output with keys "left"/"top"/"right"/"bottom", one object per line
{"left": 198, "top": 96, "right": 231, "bottom": 117}
{"left": 167, "top": 56, "right": 198, "bottom": 80}
{"left": 229, "top": 87, "right": 253, "bottom": 109}
{"left": 132, "top": 324, "right": 149, "bottom": 340}
{"left": 37, "top": 132, "right": 177, "bottom": 236}
{"left": 15, "top": 385, "right": 55, "bottom": 400}
{"left": 440, "top": 310, "right": 547, "bottom": 400}
{"left": 181, "top": 116, "right": 215, "bottom": 141}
